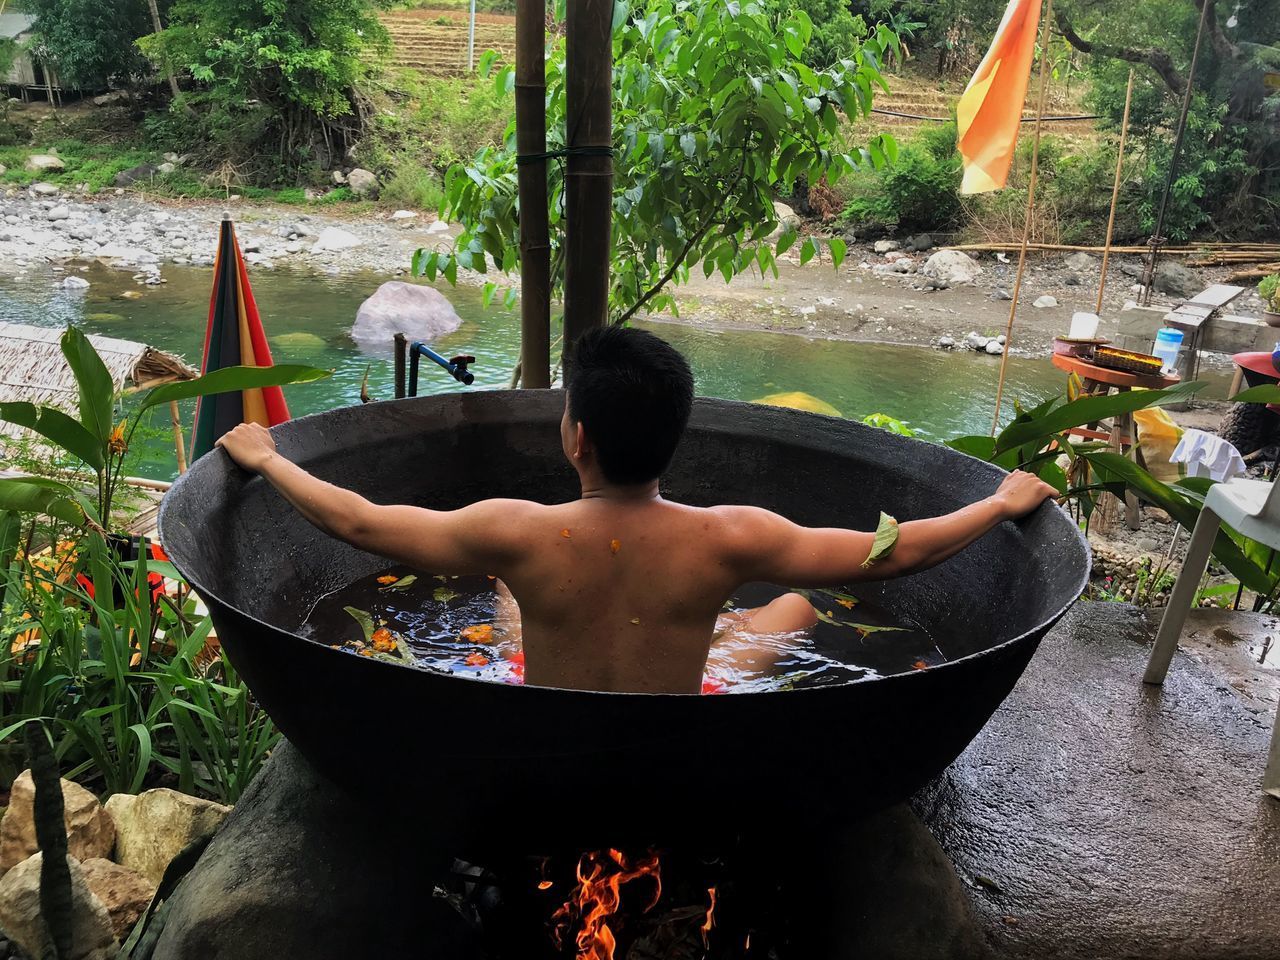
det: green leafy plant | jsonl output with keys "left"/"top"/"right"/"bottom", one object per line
{"left": 0, "top": 327, "right": 330, "bottom": 530}
{"left": 861, "top": 412, "right": 916, "bottom": 437}
{"left": 415, "top": 0, "right": 900, "bottom": 340}
{"left": 1259, "top": 274, "right": 1280, "bottom": 314}
{"left": 947, "top": 383, "right": 1280, "bottom": 596}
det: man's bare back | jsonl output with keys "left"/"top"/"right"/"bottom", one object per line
{"left": 215, "top": 328, "right": 1056, "bottom": 694}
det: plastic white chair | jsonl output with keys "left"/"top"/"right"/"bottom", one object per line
{"left": 1145, "top": 477, "right": 1280, "bottom": 798}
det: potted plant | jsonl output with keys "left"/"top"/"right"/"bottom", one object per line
{"left": 1260, "top": 273, "right": 1280, "bottom": 327}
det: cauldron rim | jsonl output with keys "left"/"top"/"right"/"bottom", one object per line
{"left": 159, "top": 392, "right": 1090, "bottom": 699}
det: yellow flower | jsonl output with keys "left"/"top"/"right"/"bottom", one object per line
{"left": 108, "top": 421, "right": 128, "bottom": 457}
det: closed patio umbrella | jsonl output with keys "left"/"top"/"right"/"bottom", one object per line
{"left": 191, "top": 214, "right": 291, "bottom": 459}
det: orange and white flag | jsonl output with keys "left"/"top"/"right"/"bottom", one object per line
{"left": 956, "top": 0, "right": 1043, "bottom": 194}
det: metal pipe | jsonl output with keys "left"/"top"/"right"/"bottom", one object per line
{"left": 408, "top": 342, "right": 475, "bottom": 397}
{"left": 468, "top": 0, "right": 477, "bottom": 72}
{"left": 1139, "top": 0, "right": 1212, "bottom": 306}
{"left": 394, "top": 333, "right": 407, "bottom": 399}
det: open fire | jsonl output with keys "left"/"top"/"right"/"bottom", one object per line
{"left": 537, "top": 849, "right": 721, "bottom": 960}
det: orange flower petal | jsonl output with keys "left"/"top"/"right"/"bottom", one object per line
{"left": 376, "top": 575, "right": 399, "bottom": 585}
{"left": 912, "top": 660, "right": 928, "bottom": 670}
{"left": 610, "top": 539, "right": 621, "bottom": 554}
{"left": 560, "top": 529, "right": 572, "bottom": 539}
{"left": 835, "top": 598, "right": 856, "bottom": 609}
{"left": 460, "top": 624, "right": 494, "bottom": 643}
{"left": 464, "top": 652, "right": 490, "bottom": 667}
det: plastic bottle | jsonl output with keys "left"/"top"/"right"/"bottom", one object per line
{"left": 1152, "top": 327, "right": 1184, "bottom": 374}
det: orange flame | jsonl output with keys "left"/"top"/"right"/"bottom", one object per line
{"left": 551, "top": 849, "right": 662, "bottom": 960}
{"left": 701, "top": 886, "right": 718, "bottom": 949}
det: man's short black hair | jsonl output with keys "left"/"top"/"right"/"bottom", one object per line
{"left": 565, "top": 326, "right": 694, "bottom": 485}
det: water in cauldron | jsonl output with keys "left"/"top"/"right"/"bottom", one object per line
{"left": 299, "top": 568, "right": 943, "bottom": 693}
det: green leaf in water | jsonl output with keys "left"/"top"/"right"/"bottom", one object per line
{"left": 343, "top": 606, "right": 375, "bottom": 644}
{"left": 861, "top": 512, "right": 899, "bottom": 569}
{"left": 433, "top": 586, "right": 460, "bottom": 603}
{"left": 379, "top": 575, "right": 418, "bottom": 592}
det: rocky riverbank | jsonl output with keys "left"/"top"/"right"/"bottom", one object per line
{"left": 0, "top": 185, "right": 1267, "bottom": 360}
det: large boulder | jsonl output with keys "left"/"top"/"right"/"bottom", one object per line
{"left": 0, "top": 770, "right": 115, "bottom": 874}
{"left": 0, "top": 853, "right": 117, "bottom": 960}
{"left": 105, "top": 789, "right": 230, "bottom": 885}
{"left": 345, "top": 168, "right": 379, "bottom": 197}
{"left": 80, "top": 858, "right": 156, "bottom": 941}
{"left": 921, "top": 250, "right": 982, "bottom": 286}
{"left": 1064, "top": 251, "right": 1098, "bottom": 274}
{"left": 351, "top": 281, "right": 463, "bottom": 349}
{"left": 767, "top": 201, "right": 800, "bottom": 241}
{"left": 310, "top": 226, "right": 362, "bottom": 253}
{"left": 1154, "top": 260, "right": 1200, "bottom": 299}
{"left": 146, "top": 742, "right": 479, "bottom": 960}
{"left": 114, "top": 164, "right": 159, "bottom": 187}
{"left": 25, "top": 154, "right": 65, "bottom": 173}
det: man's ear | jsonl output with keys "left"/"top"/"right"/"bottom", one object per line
{"left": 574, "top": 421, "right": 591, "bottom": 460}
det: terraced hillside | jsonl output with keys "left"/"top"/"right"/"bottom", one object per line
{"left": 382, "top": 8, "right": 517, "bottom": 75}
{"left": 382, "top": 10, "right": 1097, "bottom": 142}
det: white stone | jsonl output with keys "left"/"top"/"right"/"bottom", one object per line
{"left": 767, "top": 201, "right": 801, "bottom": 241}
{"left": 0, "top": 853, "right": 117, "bottom": 960}
{"left": 331, "top": 169, "right": 348, "bottom": 185}
{"left": 105, "top": 790, "right": 231, "bottom": 886}
{"left": 26, "top": 154, "right": 65, "bottom": 173}
{"left": 874, "top": 239, "right": 900, "bottom": 254}
{"left": 352, "top": 281, "right": 463, "bottom": 349}
{"left": 310, "top": 226, "right": 362, "bottom": 253}
{"left": 30, "top": 182, "right": 59, "bottom": 197}
{"left": 425, "top": 219, "right": 451, "bottom": 236}
{"left": 162, "top": 152, "right": 183, "bottom": 165}
{"left": 156, "top": 162, "right": 176, "bottom": 175}
{"left": 921, "top": 250, "right": 982, "bottom": 286}
{"left": 345, "top": 168, "right": 379, "bottom": 197}
{"left": 63, "top": 276, "right": 90, "bottom": 290}
{"left": 985, "top": 340, "right": 1004, "bottom": 355}
{"left": 1033, "top": 295, "right": 1059, "bottom": 308}
{"left": 390, "top": 209, "right": 417, "bottom": 220}
{"left": 46, "top": 205, "right": 70, "bottom": 221}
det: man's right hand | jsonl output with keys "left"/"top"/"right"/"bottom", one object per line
{"left": 215, "top": 422, "right": 277, "bottom": 474}
{"left": 991, "top": 470, "right": 1058, "bottom": 520}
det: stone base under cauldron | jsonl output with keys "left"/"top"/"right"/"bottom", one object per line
{"left": 135, "top": 741, "right": 986, "bottom": 960}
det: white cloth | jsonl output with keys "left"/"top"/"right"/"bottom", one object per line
{"left": 1171, "top": 429, "right": 1248, "bottom": 482}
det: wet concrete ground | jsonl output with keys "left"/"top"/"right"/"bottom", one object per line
{"left": 915, "top": 602, "right": 1280, "bottom": 960}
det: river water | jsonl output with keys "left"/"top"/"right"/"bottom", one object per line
{"left": 0, "top": 261, "right": 1222, "bottom": 480}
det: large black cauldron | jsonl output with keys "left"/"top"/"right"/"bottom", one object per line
{"left": 160, "top": 391, "right": 1088, "bottom": 853}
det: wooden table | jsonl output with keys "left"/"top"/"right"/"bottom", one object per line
{"left": 1051, "top": 353, "right": 1180, "bottom": 530}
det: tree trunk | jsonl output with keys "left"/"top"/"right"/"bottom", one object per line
{"left": 516, "top": 0, "right": 551, "bottom": 388}
{"left": 146, "top": 0, "right": 184, "bottom": 103}
{"left": 561, "top": 0, "right": 613, "bottom": 363}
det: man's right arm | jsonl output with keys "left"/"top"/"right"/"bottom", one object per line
{"left": 720, "top": 470, "right": 1057, "bottom": 587}
{"left": 217, "top": 422, "right": 530, "bottom": 575}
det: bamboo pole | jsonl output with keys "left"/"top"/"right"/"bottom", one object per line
{"left": 561, "top": 0, "right": 614, "bottom": 363}
{"left": 1095, "top": 69, "right": 1134, "bottom": 315}
{"left": 169, "top": 400, "right": 188, "bottom": 474}
{"left": 515, "top": 0, "right": 551, "bottom": 388}
{"left": 991, "top": 0, "right": 1055, "bottom": 435}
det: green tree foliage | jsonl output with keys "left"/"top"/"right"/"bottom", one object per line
{"left": 764, "top": 0, "right": 868, "bottom": 68}
{"left": 24, "top": 0, "right": 153, "bottom": 88}
{"left": 1058, "top": 0, "right": 1279, "bottom": 240}
{"left": 838, "top": 120, "right": 961, "bottom": 231}
{"left": 139, "top": 0, "right": 392, "bottom": 179}
{"left": 416, "top": 0, "right": 898, "bottom": 335}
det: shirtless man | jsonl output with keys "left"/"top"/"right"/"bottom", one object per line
{"left": 217, "top": 326, "right": 1057, "bottom": 694}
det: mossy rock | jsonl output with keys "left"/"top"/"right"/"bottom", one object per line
{"left": 752, "top": 391, "right": 843, "bottom": 417}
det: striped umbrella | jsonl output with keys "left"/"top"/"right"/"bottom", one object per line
{"left": 191, "top": 214, "right": 291, "bottom": 459}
